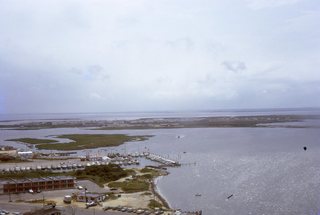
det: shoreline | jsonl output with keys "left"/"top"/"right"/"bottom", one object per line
{"left": 151, "top": 175, "right": 171, "bottom": 209}
{"left": 1, "top": 114, "right": 319, "bottom": 130}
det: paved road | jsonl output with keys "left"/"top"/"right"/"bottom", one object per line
{"left": 0, "top": 202, "right": 131, "bottom": 215}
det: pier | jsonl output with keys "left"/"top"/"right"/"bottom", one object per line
{"left": 145, "top": 153, "right": 181, "bottom": 167}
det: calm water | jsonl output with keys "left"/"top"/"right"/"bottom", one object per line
{"left": 1, "top": 110, "right": 320, "bottom": 215}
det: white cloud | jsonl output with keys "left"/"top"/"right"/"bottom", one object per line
{"left": 246, "top": 0, "right": 302, "bottom": 10}
{"left": 90, "top": 92, "right": 104, "bottom": 100}
{"left": 0, "top": 0, "right": 319, "bottom": 113}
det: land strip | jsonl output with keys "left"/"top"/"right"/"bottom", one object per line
{"left": 1, "top": 114, "right": 319, "bottom": 130}
{"left": 6, "top": 134, "right": 152, "bottom": 150}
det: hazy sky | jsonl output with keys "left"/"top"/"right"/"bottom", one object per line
{"left": 0, "top": 0, "right": 319, "bottom": 113}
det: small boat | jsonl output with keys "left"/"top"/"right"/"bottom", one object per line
{"left": 195, "top": 193, "right": 202, "bottom": 197}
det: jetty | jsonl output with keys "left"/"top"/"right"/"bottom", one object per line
{"left": 145, "top": 153, "right": 181, "bottom": 166}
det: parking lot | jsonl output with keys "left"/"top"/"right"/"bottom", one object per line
{"left": 0, "top": 203, "right": 133, "bottom": 215}
{"left": 0, "top": 179, "right": 115, "bottom": 215}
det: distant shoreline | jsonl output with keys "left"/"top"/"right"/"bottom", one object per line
{"left": 1, "top": 114, "right": 320, "bottom": 130}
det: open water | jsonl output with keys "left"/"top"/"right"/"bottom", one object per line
{"left": 1, "top": 109, "right": 320, "bottom": 215}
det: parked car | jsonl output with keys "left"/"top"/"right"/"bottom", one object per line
{"left": 85, "top": 201, "right": 97, "bottom": 208}
{"left": 64, "top": 195, "right": 72, "bottom": 204}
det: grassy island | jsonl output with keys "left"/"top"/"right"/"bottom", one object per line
{"left": 7, "top": 138, "right": 58, "bottom": 144}
{"left": 7, "top": 134, "right": 152, "bottom": 150}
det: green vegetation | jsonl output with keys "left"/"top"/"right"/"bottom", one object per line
{"left": 137, "top": 173, "right": 153, "bottom": 180}
{"left": 107, "top": 167, "right": 162, "bottom": 193}
{"left": 108, "top": 179, "right": 149, "bottom": 193}
{"left": 0, "top": 170, "right": 65, "bottom": 179}
{"left": 141, "top": 191, "right": 152, "bottom": 196}
{"left": 0, "top": 164, "right": 130, "bottom": 187}
{"left": 7, "top": 138, "right": 58, "bottom": 144}
{"left": 7, "top": 134, "right": 151, "bottom": 151}
{"left": 0, "top": 154, "right": 27, "bottom": 163}
{"left": 140, "top": 167, "right": 161, "bottom": 176}
{"left": 148, "top": 199, "right": 163, "bottom": 209}
{"left": 74, "top": 164, "right": 129, "bottom": 187}
{"left": 1, "top": 114, "right": 316, "bottom": 131}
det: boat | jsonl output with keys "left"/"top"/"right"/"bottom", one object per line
{"left": 195, "top": 193, "right": 202, "bottom": 197}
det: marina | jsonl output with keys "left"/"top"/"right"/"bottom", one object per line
{"left": 0, "top": 151, "right": 180, "bottom": 173}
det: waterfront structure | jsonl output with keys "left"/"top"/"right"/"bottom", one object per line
{"left": 146, "top": 153, "right": 180, "bottom": 166}
{"left": 17, "top": 151, "right": 33, "bottom": 159}
{"left": 0, "top": 176, "right": 75, "bottom": 194}
{"left": 75, "top": 192, "right": 106, "bottom": 202}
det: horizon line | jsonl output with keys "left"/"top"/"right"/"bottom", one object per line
{"left": 1, "top": 107, "right": 320, "bottom": 116}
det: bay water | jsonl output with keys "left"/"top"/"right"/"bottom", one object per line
{"left": 1, "top": 110, "right": 320, "bottom": 214}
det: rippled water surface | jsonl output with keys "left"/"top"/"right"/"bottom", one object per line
{"left": 1, "top": 111, "right": 320, "bottom": 215}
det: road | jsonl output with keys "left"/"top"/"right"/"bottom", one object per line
{"left": 0, "top": 202, "right": 132, "bottom": 215}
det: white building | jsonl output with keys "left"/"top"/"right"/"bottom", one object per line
{"left": 17, "top": 151, "right": 33, "bottom": 159}
{"left": 76, "top": 192, "right": 106, "bottom": 202}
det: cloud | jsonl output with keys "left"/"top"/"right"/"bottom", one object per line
{"left": 284, "top": 10, "right": 320, "bottom": 36}
{"left": 0, "top": 0, "right": 319, "bottom": 113}
{"left": 69, "top": 65, "right": 109, "bottom": 81}
{"left": 222, "top": 61, "right": 247, "bottom": 73}
{"left": 86, "top": 65, "right": 109, "bottom": 81}
{"left": 90, "top": 92, "right": 104, "bottom": 100}
{"left": 246, "top": 0, "right": 302, "bottom": 10}
{"left": 165, "top": 38, "right": 195, "bottom": 51}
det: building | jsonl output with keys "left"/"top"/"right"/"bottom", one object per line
{"left": 0, "top": 176, "right": 75, "bottom": 194}
{"left": 17, "top": 151, "right": 33, "bottom": 159}
{"left": 75, "top": 192, "right": 106, "bottom": 203}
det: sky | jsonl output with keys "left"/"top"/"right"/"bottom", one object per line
{"left": 0, "top": 0, "right": 319, "bottom": 114}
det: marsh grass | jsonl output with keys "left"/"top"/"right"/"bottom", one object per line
{"left": 7, "top": 134, "right": 151, "bottom": 150}
{"left": 108, "top": 179, "right": 149, "bottom": 193}
{"left": 74, "top": 164, "right": 129, "bottom": 187}
{"left": 7, "top": 138, "right": 58, "bottom": 144}
{"left": 0, "top": 170, "right": 65, "bottom": 179}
